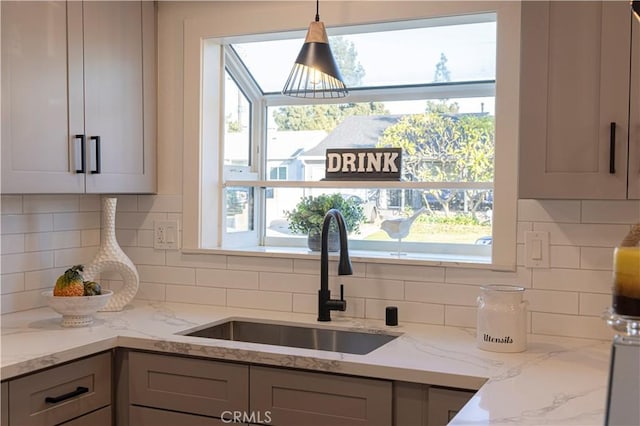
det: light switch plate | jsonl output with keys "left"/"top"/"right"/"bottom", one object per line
{"left": 524, "top": 231, "right": 549, "bottom": 268}
{"left": 154, "top": 220, "right": 179, "bottom": 250}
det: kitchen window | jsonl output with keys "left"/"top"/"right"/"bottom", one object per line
{"left": 183, "top": 3, "right": 520, "bottom": 269}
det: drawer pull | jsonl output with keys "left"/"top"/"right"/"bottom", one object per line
{"left": 45, "top": 386, "right": 89, "bottom": 404}
{"left": 74, "top": 134, "right": 86, "bottom": 174}
{"left": 610, "top": 122, "right": 616, "bottom": 174}
{"left": 90, "top": 136, "right": 101, "bottom": 174}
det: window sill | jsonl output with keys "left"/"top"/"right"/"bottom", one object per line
{"left": 181, "top": 246, "right": 514, "bottom": 271}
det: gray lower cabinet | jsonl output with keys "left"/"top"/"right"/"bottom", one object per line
{"left": 251, "top": 365, "right": 392, "bottom": 426}
{"left": 128, "top": 351, "right": 249, "bottom": 420}
{"left": 393, "top": 382, "right": 475, "bottom": 426}
{"left": 6, "top": 351, "right": 111, "bottom": 426}
{"left": 1, "top": 381, "right": 8, "bottom": 426}
{"left": 129, "top": 406, "right": 226, "bottom": 425}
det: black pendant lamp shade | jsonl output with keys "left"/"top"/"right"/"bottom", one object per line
{"left": 634, "top": 0, "right": 640, "bottom": 20}
{"left": 282, "top": 1, "right": 348, "bottom": 98}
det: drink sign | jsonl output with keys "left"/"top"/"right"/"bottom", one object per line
{"left": 324, "top": 148, "right": 402, "bottom": 181}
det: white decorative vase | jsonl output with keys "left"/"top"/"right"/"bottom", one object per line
{"left": 83, "top": 198, "right": 139, "bottom": 311}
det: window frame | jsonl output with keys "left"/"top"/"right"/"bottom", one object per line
{"left": 182, "top": 2, "right": 521, "bottom": 270}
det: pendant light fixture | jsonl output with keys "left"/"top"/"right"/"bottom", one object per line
{"left": 282, "top": 0, "right": 348, "bottom": 98}
{"left": 633, "top": 0, "right": 640, "bottom": 20}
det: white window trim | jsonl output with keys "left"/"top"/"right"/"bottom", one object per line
{"left": 182, "top": 1, "right": 520, "bottom": 270}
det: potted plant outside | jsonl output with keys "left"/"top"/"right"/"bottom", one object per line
{"left": 285, "top": 193, "right": 365, "bottom": 251}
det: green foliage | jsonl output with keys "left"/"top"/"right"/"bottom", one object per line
{"left": 433, "top": 52, "right": 451, "bottom": 83}
{"left": 272, "top": 102, "right": 387, "bottom": 133}
{"left": 285, "top": 193, "right": 365, "bottom": 236}
{"left": 417, "top": 212, "right": 481, "bottom": 226}
{"left": 377, "top": 101, "right": 494, "bottom": 214}
{"left": 329, "top": 37, "right": 365, "bottom": 86}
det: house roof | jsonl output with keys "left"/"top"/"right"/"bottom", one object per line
{"left": 225, "top": 130, "right": 326, "bottom": 161}
{"left": 302, "top": 115, "right": 401, "bottom": 157}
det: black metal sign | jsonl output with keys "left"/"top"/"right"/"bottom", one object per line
{"left": 324, "top": 148, "right": 402, "bottom": 181}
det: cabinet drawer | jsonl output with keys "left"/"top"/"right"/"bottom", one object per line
{"left": 8, "top": 352, "right": 111, "bottom": 426}
{"left": 427, "top": 386, "right": 474, "bottom": 426}
{"left": 2, "top": 381, "right": 8, "bottom": 426}
{"left": 130, "top": 406, "right": 225, "bottom": 426}
{"left": 129, "top": 351, "right": 248, "bottom": 418}
{"left": 251, "top": 366, "right": 392, "bottom": 426}
{"left": 60, "top": 406, "right": 111, "bottom": 426}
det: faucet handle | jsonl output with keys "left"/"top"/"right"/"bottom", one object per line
{"left": 340, "top": 284, "right": 344, "bottom": 301}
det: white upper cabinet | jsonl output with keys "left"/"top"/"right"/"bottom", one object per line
{"left": 1, "top": 1, "right": 156, "bottom": 194}
{"left": 518, "top": 1, "right": 635, "bottom": 199}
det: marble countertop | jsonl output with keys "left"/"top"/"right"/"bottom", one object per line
{"left": 1, "top": 301, "right": 612, "bottom": 425}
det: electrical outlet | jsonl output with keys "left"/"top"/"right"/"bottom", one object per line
{"left": 154, "top": 220, "right": 179, "bottom": 250}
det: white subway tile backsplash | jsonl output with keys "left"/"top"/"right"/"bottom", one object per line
{"left": 1, "top": 273, "right": 25, "bottom": 294}
{"left": 53, "top": 248, "right": 97, "bottom": 268}
{"left": 525, "top": 289, "right": 579, "bottom": 314}
{"left": 259, "top": 272, "right": 317, "bottom": 294}
{"left": 81, "top": 229, "right": 100, "bottom": 247}
{"left": 138, "top": 194, "right": 182, "bottom": 213}
{"left": 534, "top": 222, "right": 630, "bottom": 247}
{"left": 1, "top": 289, "right": 47, "bottom": 314}
{"left": 138, "top": 265, "right": 195, "bottom": 285}
{"left": 581, "top": 200, "right": 640, "bottom": 224}
{"left": 1, "top": 252, "right": 54, "bottom": 274}
{"left": 366, "top": 263, "right": 445, "bottom": 282}
{"left": 165, "top": 251, "right": 226, "bottom": 269}
{"left": 580, "top": 247, "right": 614, "bottom": 271}
{"left": 25, "top": 231, "right": 80, "bottom": 252}
{"left": 121, "top": 247, "right": 165, "bottom": 265}
{"left": 517, "top": 199, "right": 581, "bottom": 223}
{"left": 135, "top": 282, "right": 166, "bottom": 301}
{"left": 53, "top": 212, "right": 100, "bottom": 231}
{"left": 228, "top": 256, "right": 293, "bottom": 273}
{"left": 2, "top": 214, "right": 53, "bottom": 234}
{"left": 445, "top": 267, "right": 532, "bottom": 287}
{"left": 292, "top": 293, "right": 315, "bottom": 314}
{"left": 444, "top": 305, "right": 476, "bottom": 328}
{"left": 25, "top": 268, "right": 65, "bottom": 290}
{"left": 341, "top": 277, "right": 404, "bottom": 300}
{"left": 2, "top": 234, "right": 25, "bottom": 254}
{"left": 549, "top": 245, "right": 581, "bottom": 269}
{"left": 227, "top": 289, "right": 292, "bottom": 312}
{"left": 365, "top": 299, "right": 444, "bottom": 325}
{"left": 1, "top": 193, "right": 629, "bottom": 341}
{"left": 166, "top": 284, "right": 225, "bottom": 306}
{"left": 579, "top": 293, "right": 611, "bottom": 317}
{"left": 23, "top": 195, "right": 79, "bottom": 213}
{"left": 196, "top": 268, "right": 258, "bottom": 289}
{"left": 1, "top": 195, "right": 22, "bottom": 214}
{"left": 405, "top": 281, "right": 479, "bottom": 306}
{"left": 532, "top": 268, "right": 612, "bottom": 293}
{"left": 532, "top": 312, "right": 614, "bottom": 340}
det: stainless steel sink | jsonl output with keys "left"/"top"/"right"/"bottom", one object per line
{"left": 179, "top": 319, "right": 399, "bottom": 355}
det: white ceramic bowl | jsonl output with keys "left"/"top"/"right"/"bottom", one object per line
{"left": 42, "top": 290, "right": 113, "bottom": 327}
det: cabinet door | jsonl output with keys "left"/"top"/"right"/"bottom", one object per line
{"left": 519, "top": 1, "right": 631, "bottom": 199}
{"left": 59, "top": 406, "right": 111, "bottom": 426}
{"left": 628, "top": 14, "right": 640, "bottom": 199}
{"left": 250, "top": 366, "right": 392, "bottom": 426}
{"left": 129, "top": 351, "right": 249, "bottom": 418}
{"left": 427, "top": 387, "right": 474, "bottom": 426}
{"left": 1, "top": 1, "right": 85, "bottom": 193}
{"left": 130, "top": 406, "right": 226, "bottom": 426}
{"left": 81, "top": 1, "right": 156, "bottom": 193}
{"left": 1, "top": 381, "right": 7, "bottom": 426}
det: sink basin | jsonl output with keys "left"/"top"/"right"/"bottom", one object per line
{"left": 179, "top": 319, "right": 399, "bottom": 355}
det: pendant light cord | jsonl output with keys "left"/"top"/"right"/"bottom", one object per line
{"left": 315, "top": 0, "right": 320, "bottom": 22}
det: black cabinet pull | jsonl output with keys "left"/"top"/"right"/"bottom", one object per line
{"left": 90, "top": 136, "right": 101, "bottom": 174}
{"left": 74, "top": 134, "right": 86, "bottom": 174}
{"left": 45, "top": 386, "right": 89, "bottom": 404}
{"left": 610, "top": 122, "right": 616, "bottom": 174}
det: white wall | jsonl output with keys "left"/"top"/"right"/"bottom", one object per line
{"left": 1, "top": 2, "right": 635, "bottom": 341}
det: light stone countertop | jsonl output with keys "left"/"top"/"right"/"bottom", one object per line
{"left": 1, "top": 301, "right": 612, "bottom": 425}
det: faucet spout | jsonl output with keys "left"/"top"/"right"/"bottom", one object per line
{"left": 318, "top": 209, "right": 352, "bottom": 321}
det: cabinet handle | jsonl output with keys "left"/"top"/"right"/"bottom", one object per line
{"left": 610, "top": 122, "right": 616, "bottom": 174}
{"left": 45, "top": 386, "right": 89, "bottom": 404}
{"left": 74, "top": 134, "right": 86, "bottom": 173}
{"left": 90, "top": 136, "right": 101, "bottom": 174}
